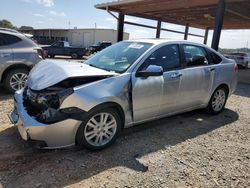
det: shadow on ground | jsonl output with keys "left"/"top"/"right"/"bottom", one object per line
{"left": 234, "top": 83, "right": 250, "bottom": 98}
{"left": 238, "top": 68, "right": 250, "bottom": 85}
{"left": 0, "top": 86, "right": 12, "bottom": 102}
{"left": 0, "top": 108, "right": 238, "bottom": 187}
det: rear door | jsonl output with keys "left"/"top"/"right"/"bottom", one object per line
{"left": 0, "top": 34, "right": 13, "bottom": 70}
{"left": 177, "top": 44, "right": 214, "bottom": 108}
{"left": 50, "top": 42, "right": 64, "bottom": 55}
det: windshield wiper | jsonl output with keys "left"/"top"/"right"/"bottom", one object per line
{"left": 88, "top": 64, "right": 109, "bottom": 71}
{"left": 88, "top": 64, "right": 114, "bottom": 73}
{"left": 88, "top": 64, "right": 99, "bottom": 69}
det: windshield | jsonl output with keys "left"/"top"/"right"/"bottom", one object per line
{"left": 85, "top": 41, "right": 153, "bottom": 73}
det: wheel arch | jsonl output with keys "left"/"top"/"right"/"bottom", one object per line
{"left": 214, "top": 83, "right": 230, "bottom": 96}
{"left": 87, "top": 102, "right": 126, "bottom": 129}
{"left": 1, "top": 64, "right": 31, "bottom": 83}
{"left": 75, "top": 101, "right": 125, "bottom": 148}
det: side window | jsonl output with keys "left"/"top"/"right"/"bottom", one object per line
{"left": 0, "top": 34, "right": 6, "bottom": 46}
{"left": 208, "top": 50, "right": 222, "bottom": 64}
{"left": 140, "top": 44, "right": 180, "bottom": 71}
{"left": 59, "top": 42, "right": 64, "bottom": 47}
{"left": 183, "top": 45, "right": 209, "bottom": 67}
{"left": 2, "top": 33, "right": 22, "bottom": 45}
{"left": 52, "top": 42, "right": 62, "bottom": 47}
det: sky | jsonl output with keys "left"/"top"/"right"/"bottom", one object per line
{"left": 0, "top": 0, "right": 249, "bottom": 49}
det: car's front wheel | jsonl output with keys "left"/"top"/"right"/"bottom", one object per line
{"left": 76, "top": 108, "right": 122, "bottom": 150}
{"left": 206, "top": 87, "right": 228, "bottom": 114}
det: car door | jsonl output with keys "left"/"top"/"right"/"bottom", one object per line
{"left": 177, "top": 44, "right": 214, "bottom": 108}
{"left": 0, "top": 34, "right": 13, "bottom": 69}
{"left": 131, "top": 44, "right": 182, "bottom": 122}
{"left": 50, "top": 42, "right": 64, "bottom": 55}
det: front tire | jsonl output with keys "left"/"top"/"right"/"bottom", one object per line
{"left": 206, "top": 87, "right": 228, "bottom": 114}
{"left": 3, "top": 68, "right": 29, "bottom": 93}
{"left": 76, "top": 108, "right": 122, "bottom": 150}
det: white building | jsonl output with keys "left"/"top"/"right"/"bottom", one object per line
{"left": 69, "top": 29, "right": 129, "bottom": 47}
{"left": 23, "top": 28, "right": 129, "bottom": 47}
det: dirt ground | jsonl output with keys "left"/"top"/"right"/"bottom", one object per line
{"left": 0, "top": 70, "right": 249, "bottom": 188}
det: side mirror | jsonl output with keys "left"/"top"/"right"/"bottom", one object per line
{"left": 136, "top": 65, "right": 163, "bottom": 77}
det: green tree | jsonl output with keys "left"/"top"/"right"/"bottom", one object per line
{"left": 0, "top": 19, "right": 17, "bottom": 29}
{"left": 19, "top": 26, "right": 34, "bottom": 31}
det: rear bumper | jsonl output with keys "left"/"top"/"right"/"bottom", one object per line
{"left": 9, "top": 89, "right": 82, "bottom": 149}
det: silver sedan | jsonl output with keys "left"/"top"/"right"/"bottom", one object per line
{"left": 9, "top": 39, "right": 238, "bottom": 150}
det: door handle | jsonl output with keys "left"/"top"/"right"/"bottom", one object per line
{"left": 171, "top": 73, "right": 182, "bottom": 79}
{"left": 1, "top": 53, "right": 10, "bottom": 58}
{"left": 210, "top": 68, "right": 215, "bottom": 71}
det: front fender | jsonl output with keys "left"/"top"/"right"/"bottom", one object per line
{"left": 60, "top": 73, "right": 133, "bottom": 126}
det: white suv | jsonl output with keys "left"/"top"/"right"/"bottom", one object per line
{"left": 225, "top": 52, "right": 250, "bottom": 69}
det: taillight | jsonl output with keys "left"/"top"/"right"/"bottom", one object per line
{"left": 37, "top": 49, "right": 45, "bottom": 59}
{"left": 234, "top": 63, "right": 238, "bottom": 72}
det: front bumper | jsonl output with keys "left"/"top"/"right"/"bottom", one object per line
{"left": 9, "top": 89, "right": 82, "bottom": 148}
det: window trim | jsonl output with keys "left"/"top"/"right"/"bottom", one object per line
{"left": 180, "top": 44, "right": 210, "bottom": 68}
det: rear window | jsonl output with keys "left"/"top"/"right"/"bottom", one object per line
{"left": 1, "top": 33, "right": 22, "bottom": 45}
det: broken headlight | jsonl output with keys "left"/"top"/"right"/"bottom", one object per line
{"left": 31, "top": 88, "right": 74, "bottom": 109}
{"left": 24, "top": 87, "right": 74, "bottom": 123}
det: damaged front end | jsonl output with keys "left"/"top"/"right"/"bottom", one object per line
{"left": 23, "top": 87, "right": 75, "bottom": 123}
{"left": 23, "top": 76, "right": 110, "bottom": 124}
{"left": 9, "top": 60, "right": 123, "bottom": 148}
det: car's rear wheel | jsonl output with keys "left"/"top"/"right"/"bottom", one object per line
{"left": 76, "top": 108, "right": 122, "bottom": 150}
{"left": 3, "top": 68, "right": 29, "bottom": 93}
{"left": 206, "top": 87, "right": 228, "bottom": 114}
{"left": 71, "top": 53, "right": 79, "bottom": 59}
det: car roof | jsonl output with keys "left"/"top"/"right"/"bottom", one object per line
{"left": 0, "top": 28, "right": 26, "bottom": 38}
{"left": 0, "top": 27, "right": 20, "bottom": 34}
{"left": 123, "top": 38, "right": 225, "bottom": 60}
{"left": 124, "top": 38, "right": 209, "bottom": 47}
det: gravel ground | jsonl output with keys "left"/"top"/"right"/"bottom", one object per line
{"left": 0, "top": 71, "right": 249, "bottom": 188}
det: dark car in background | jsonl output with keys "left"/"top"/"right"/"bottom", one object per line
{"left": 89, "top": 41, "right": 112, "bottom": 54}
{"left": 0, "top": 28, "right": 44, "bottom": 92}
{"left": 42, "top": 41, "right": 87, "bottom": 59}
{"left": 224, "top": 52, "right": 250, "bottom": 68}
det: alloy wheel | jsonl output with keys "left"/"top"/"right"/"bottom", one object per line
{"left": 9, "top": 73, "right": 28, "bottom": 91}
{"left": 84, "top": 112, "right": 117, "bottom": 147}
{"left": 211, "top": 89, "right": 226, "bottom": 112}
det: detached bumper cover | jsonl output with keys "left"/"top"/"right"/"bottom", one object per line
{"left": 9, "top": 89, "right": 82, "bottom": 148}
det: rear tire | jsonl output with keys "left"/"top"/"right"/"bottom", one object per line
{"left": 71, "top": 53, "right": 79, "bottom": 59}
{"left": 76, "top": 108, "right": 122, "bottom": 150}
{"left": 205, "top": 87, "right": 228, "bottom": 114}
{"left": 3, "top": 68, "right": 29, "bottom": 93}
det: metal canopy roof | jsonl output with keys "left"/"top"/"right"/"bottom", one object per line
{"left": 96, "top": 0, "right": 250, "bottom": 29}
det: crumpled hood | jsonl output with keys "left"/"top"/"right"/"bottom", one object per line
{"left": 27, "top": 60, "right": 117, "bottom": 90}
